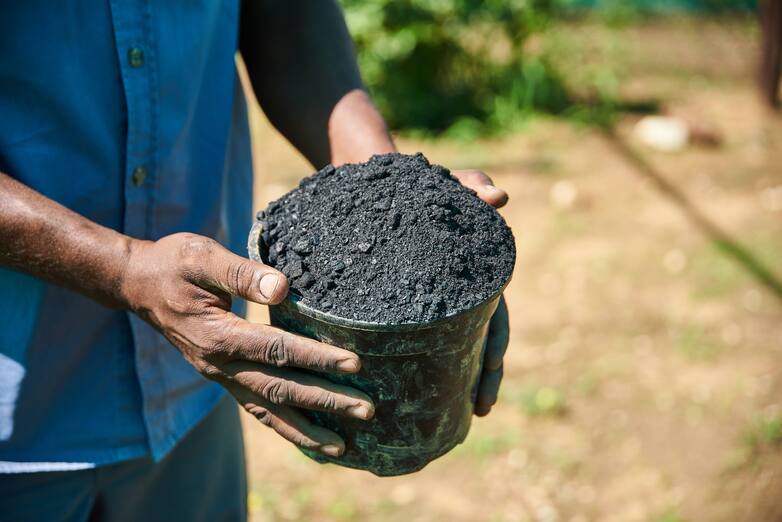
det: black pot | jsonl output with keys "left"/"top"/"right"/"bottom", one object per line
{"left": 248, "top": 220, "right": 507, "bottom": 476}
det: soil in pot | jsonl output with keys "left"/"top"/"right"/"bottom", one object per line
{"left": 257, "top": 152, "right": 515, "bottom": 324}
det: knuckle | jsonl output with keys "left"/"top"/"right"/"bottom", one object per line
{"left": 293, "top": 434, "right": 314, "bottom": 449}
{"left": 317, "top": 392, "right": 338, "bottom": 412}
{"left": 177, "top": 236, "right": 218, "bottom": 274}
{"left": 201, "top": 321, "right": 238, "bottom": 362}
{"left": 225, "top": 261, "right": 254, "bottom": 296}
{"left": 260, "top": 334, "right": 290, "bottom": 367}
{"left": 260, "top": 379, "right": 289, "bottom": 405}
{"left": 462, "top": 170, "right": 485, "bottom": 182}
{"left": 199, "top": 363, "right": 222, "bottom": 381}
{"left": 244, "top": 403, "right": 273, "bottom": 426}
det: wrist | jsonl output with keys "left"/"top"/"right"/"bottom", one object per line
{"left": 328, "top": 89, "right": 396, "bottom": 165}
{"left": 113, "top": 235, "right": 151, "bottom": 312}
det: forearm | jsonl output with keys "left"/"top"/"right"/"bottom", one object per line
{"left": 0, "top": 173, "right": 135, "bottom": 308}
{"left": 239, "top": 0, "right": 395, "bottom": 167}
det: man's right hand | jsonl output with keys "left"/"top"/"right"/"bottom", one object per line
{"left": 119, "top": 232, "right": 374, "bottom": 457}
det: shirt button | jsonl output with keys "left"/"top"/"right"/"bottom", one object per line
{"left": 131, "top": 167, "right": 147, "bottom": 187}
{"left": 128, "top": 47, "right": 145, "bottom": 68}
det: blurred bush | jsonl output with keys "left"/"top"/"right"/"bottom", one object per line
{"left": 340, "top": 0, "right": 572, "bottom": 136}
{"left": 340, "top": 0, "right": 757, "bottom": 136}
{"left": 573, "top": 0, "right": 755, "bottom": 12}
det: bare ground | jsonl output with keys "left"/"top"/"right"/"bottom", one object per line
{"left": 241, "top": 17, "right": 782, "bottom": 522}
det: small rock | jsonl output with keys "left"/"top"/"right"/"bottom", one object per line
{"left": 388, "top": 212, "right": 402, "bottom": 230}
{"left": 549, "top": 180, "right": 578, "bottom": 209}
{"left": 373, "top": 197, "right": 392, "bottom": 211}
{"left": 634, "top": 115, "right": 689, "bottom": 152}
{"left": 286, "top": 259, "right": 303, "bottom": 279}
{"left": 362, "top": 169, "right": 389, "bottom": 181}
{"left": 292, "top": 239, "right": 311, "bottom": 255}
{"left": 297, "top": 272, "right": 315, "bottom": 289}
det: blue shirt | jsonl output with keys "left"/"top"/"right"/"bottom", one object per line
{"left": 0, "top": 0, "right": 253, "bottom": 471}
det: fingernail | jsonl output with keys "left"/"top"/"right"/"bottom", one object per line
{"left": 349, "top": 402, "right": 374, "bottom": 420}
{"left": 321, "top": 444, "right": 344, "bottom": 457}
{"left": 337, "top": 358, "right": 360, "bottom": 372}
{"left": 484, "top": 184, "right": 498, "bottom": 192}
{"left": 259, "top": 273, "right": 280, "bottom": 300}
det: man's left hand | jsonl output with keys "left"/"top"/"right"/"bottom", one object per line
{"left": 451, "top": 169, "right": 509, "bottom": 417}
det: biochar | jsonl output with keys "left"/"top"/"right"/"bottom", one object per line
{"left": 257, "top": 153, "right": 515, "bottom": 324}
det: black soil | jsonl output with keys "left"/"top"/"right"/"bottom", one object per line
{"left": 256, "top": 153, "right": 515, "bottom": 324}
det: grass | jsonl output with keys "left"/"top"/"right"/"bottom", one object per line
{"left": 689, "top": 230, "right": 782, "bottom": 303}
{"left": 516, "top": 386, "right": 569, "bottom": 417}
{"left": 745, "top": 413, "right": 782, "bottom": 450}
{"left": 326, "top": 496, "right": 360, "bottom": 521}
{"left": 673, "top": 324, "right": 722, "bottom": 361}
{"left": 652, "top": 509, "right": 688, "bottom": 522}
{"left": 247, "top": 489, "right": 277, "bottom": 516}
{"left": 453, "top": 430, "right": 521, "bottom": 460}
{"left": 689, "top": 241, "right": 749, "bottom": 300}
{"left": 574, "top": 372, "right": 601, "bottom": 396}
{"left": 725, "top": 412, "right": 782, "bottom": 471}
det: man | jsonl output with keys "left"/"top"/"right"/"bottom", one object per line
{"left": 0, "top": 2, "right": 509, "bottom": 520}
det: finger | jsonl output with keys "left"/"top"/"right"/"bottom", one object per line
{"left": 224, "top": 361, "right": 375, "bottom": 420}
{"left": 484, "top": 296, "right": 509, "bottom": 371}
{"left": 227, "top": 321, "right": 362, "bottom": 374}
{"left": 451, "top": 169, "right": 509, "bottom": 208}
{"left": 184, "top": 238, "right": 289, "bottom": 305}
{"left": 474, "top": 364, "right": 503, "bottom": 417}
{"left": 230, "top": 384, "right": 346, "bottom": 457}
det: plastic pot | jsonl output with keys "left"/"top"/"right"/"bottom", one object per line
{"left": 248, "top": 220, "right": 507, "bottom": 476}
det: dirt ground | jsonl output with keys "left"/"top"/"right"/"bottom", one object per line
{"left": 240, "top": 17, "right": 782, "bottom": 522}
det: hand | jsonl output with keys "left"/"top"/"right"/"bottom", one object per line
{"left": 451, "top": 169, "right": 509, "bottom": 416}
{"left": 474, "top": 296, "right": 508, "bottom": 416}
{"left": 451, "top": 169, "right": 509, "bottom": 209}
{"left": 120, "top": 233, "right": 374, "bottom": 457}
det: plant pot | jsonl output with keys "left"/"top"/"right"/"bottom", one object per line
{"left": 248, "top": 219, "right": 508, "bottom": 476}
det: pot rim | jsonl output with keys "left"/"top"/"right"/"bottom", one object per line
{"left": 247, "top": 219, "right": 512, "bottom": 332}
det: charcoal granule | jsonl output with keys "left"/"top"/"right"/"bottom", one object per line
{"left": 256, "top": 152, "right": 516, "bottom": 324}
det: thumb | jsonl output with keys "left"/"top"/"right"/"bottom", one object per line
{"left": 196, "top": 242, "right": 289, "bottom": 305}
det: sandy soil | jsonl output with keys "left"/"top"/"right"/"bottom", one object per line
{"left": 240, "top": 17, "right": 782, "bottom": 522}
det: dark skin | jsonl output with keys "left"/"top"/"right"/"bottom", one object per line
{"left": 0, "top": 0, "right": 509, "bottom": 457}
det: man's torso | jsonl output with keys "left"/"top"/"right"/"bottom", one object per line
{"left": 0, "top": 0, "right": 253, "bottom": 470}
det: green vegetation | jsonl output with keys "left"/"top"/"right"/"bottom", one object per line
{"left": 652, "top": 509, "right": 688, "bottom": 522}
{"left": 745, "top": 412, "right": 782, "bottom": 449}
{"left": 327, "top": 496, "right": 360, "bottom": 521}
{"left": 340, "top": 0, "right": 756, "bottom": 135}
{"left": 727, "top": 412, "right": 782, "bottom": 470}
{"left": 341, "top": 0, "right": 571, "bottom": 136}
{"left": 674, "top": 324, "right": 722, "bottom": 361}
{"left": 690, "top": 240, "right": 749, "bottom": 300}
{"left": 452, "top": 430, "right": 521, "bottom": 459}
{"left": 517, "top": 385, "right": 568, "bottom": 416}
